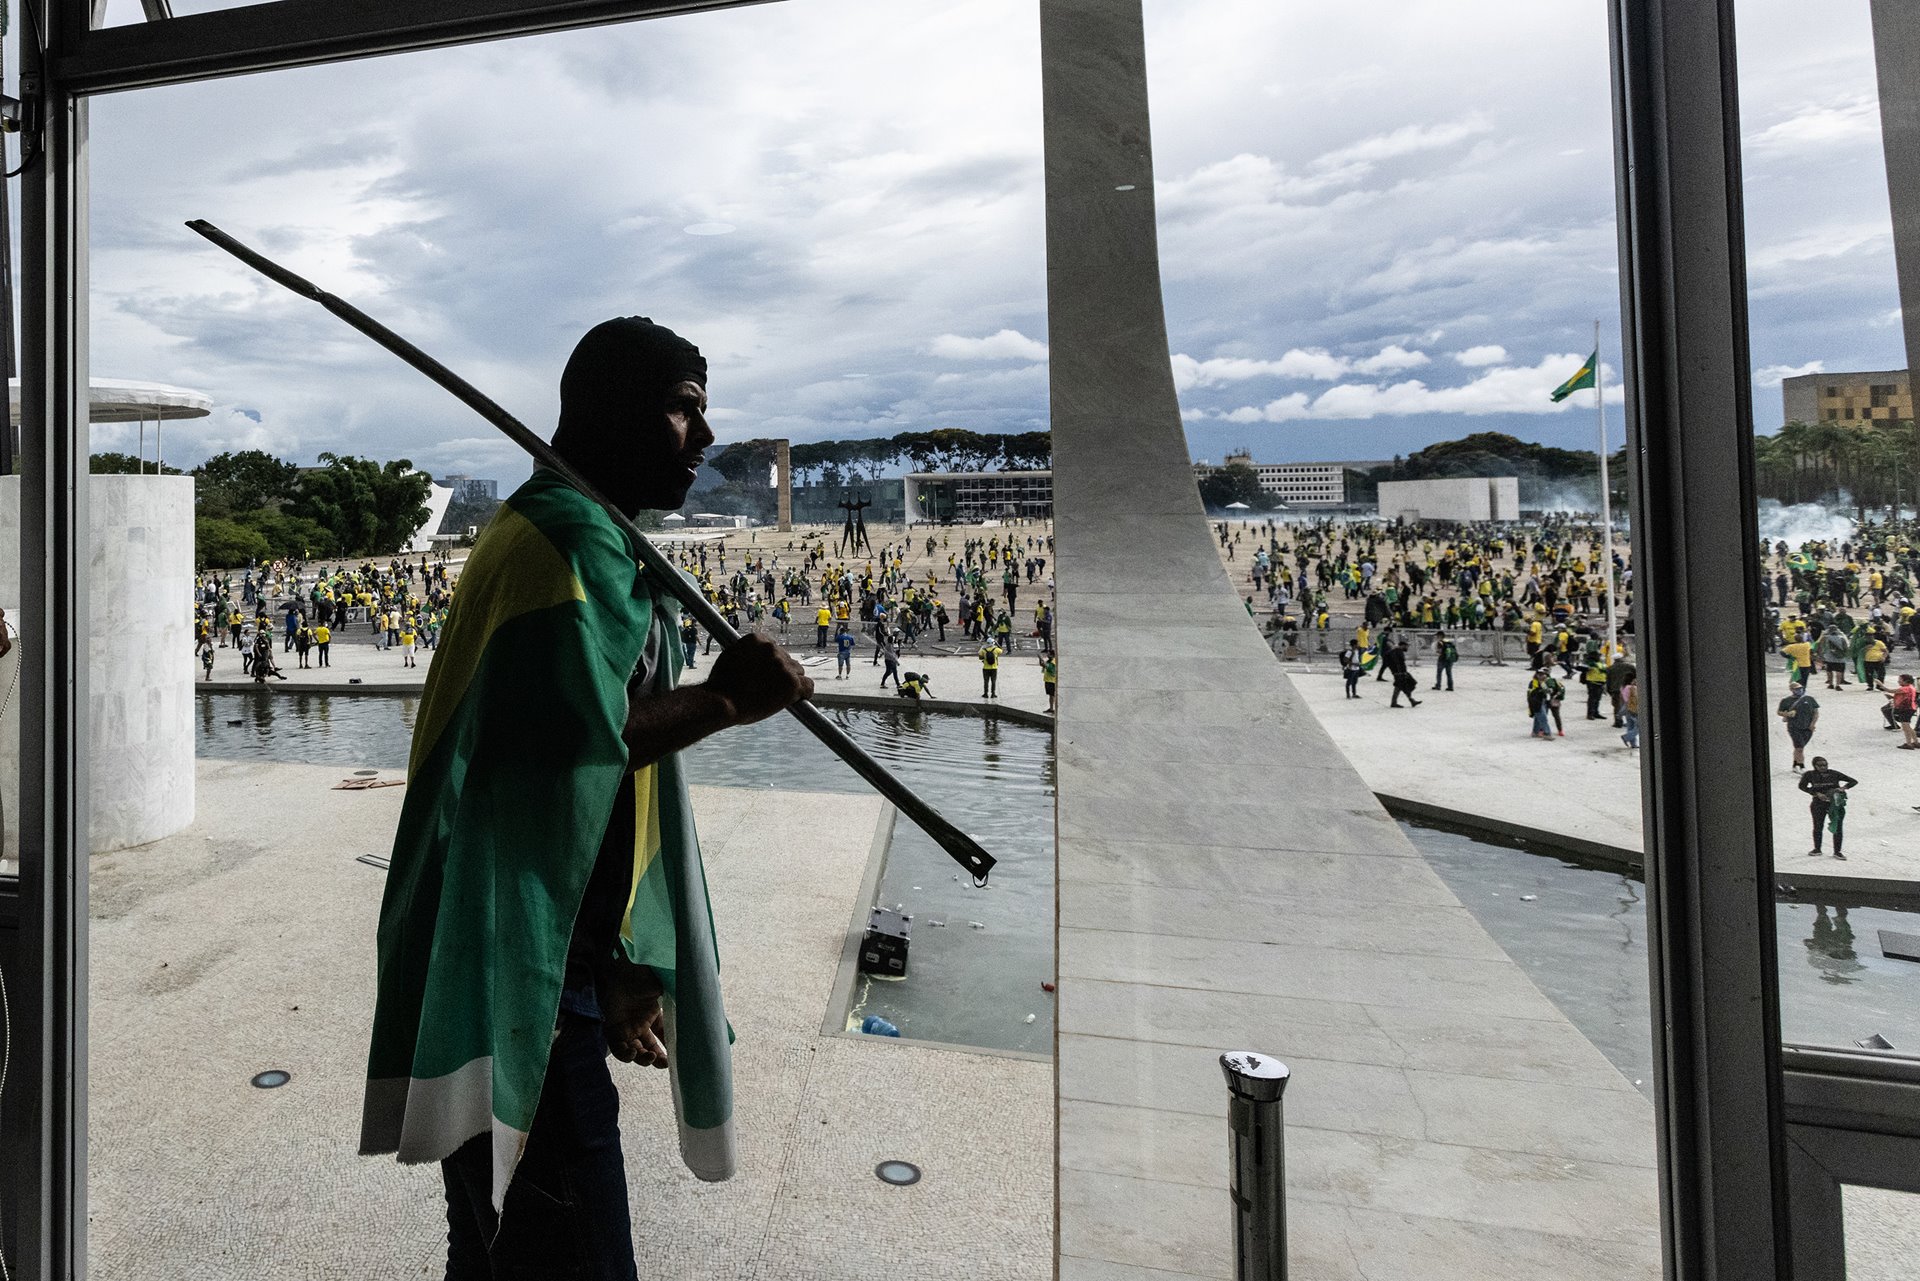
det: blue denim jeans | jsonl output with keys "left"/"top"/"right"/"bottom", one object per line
{"left": 440, "top": 1012, "right": 637, "bottom": 1280}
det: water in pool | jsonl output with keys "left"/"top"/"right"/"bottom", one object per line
{"left": 197, "top": 692, "right": 1055, "bottom": 1055}
{"left": 1407, "top": 821, "right": 1920, "bottom": 1094}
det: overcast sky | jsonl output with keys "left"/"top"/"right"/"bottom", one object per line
{"left": 79, "top": 0, "right": 1906, "bottom": 482}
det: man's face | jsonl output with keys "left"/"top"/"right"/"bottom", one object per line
{"left": 613, "top": 378, "right": 714, "bottom": 515}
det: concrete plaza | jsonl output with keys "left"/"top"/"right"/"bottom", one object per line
{"left": 1290, "top": 657, "right": 1920, "bottom": 890}
{"left": 86, "top": 760, "right": 1050, "bottom": 1280}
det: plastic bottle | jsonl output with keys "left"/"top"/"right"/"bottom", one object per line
{"left": 860, "top": 1015, "right": 900, "bottom": 1037}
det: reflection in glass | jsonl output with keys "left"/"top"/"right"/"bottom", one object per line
{"left": 1803, "top": 903, "right": 1865, "bottom": 986}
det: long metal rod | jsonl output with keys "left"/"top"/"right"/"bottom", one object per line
{"left": 186, "top": 218, "right": 995, "bottom": 884}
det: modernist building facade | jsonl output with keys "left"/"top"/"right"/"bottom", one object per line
{"left": 1781, "top": 368, "right": 1912, "bottom": 426}
{"left": 1376, "top": 476, "right": 1521, "bottom": 523}
{"left": 903, "top": 469, "right": 1053, "bottom": 522}
{"left": 1190, "top": 451, "right": 1348, "bottom": 506}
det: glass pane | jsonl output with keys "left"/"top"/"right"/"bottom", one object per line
{"left": 85, "top": 6, "right": 1053, "bottom": 1276}
{"left": 1735, "top": 0, "right": 1920, "bottom": 1056}
{"left": 1142, "top": 4, "right": 1661, "bottom": 1276}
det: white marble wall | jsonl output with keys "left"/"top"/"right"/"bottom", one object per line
{"left": 0, "top": 474, "right": 196, "bottom": 858}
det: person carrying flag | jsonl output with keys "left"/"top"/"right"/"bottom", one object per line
{"left": 360, "top": 318, "right": 812, "bottom": 1277}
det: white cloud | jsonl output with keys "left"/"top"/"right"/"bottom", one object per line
{"left": 1454, "top": 344, "right": 1508, "bottom": 367}
{"left": 1211, "top": 355, "right": 1626, "bottom": 421}
{"left": 1312, "top": 117, "right": 1492, "bottom": 170}
{"left": 1748, "top": 95, "right": 1880, "bottom": 153}
{"left": 1749, "top": 222, "right": 1892, "bottom": 272}
{"left": 1755, "top": 360, "right": 1824, "bottom": 387}
{"left": 928, "top": 329, "right": 1050, "bottom": 361}
{"left": 72, "top": 0, "right": 1893, "bottom": 474}
{"left": 1352, "top": 344, "right": 1429, "bottom": 375}
{"left": 1170, "top": 345, "right": 1427, "bottom": 391}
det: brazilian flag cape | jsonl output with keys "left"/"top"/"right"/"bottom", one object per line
{"left": 360, "top": 469, "right": 735, "bottom": 1210}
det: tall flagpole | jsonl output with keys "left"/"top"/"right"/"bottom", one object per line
{"left": 1594, "top": 318, "right": 1619, "bottom": 658}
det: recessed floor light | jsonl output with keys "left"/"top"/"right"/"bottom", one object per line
{"left": 874, "top": 1160, "right": 921, "bottom": 1186}
{"left": 251, "top": 1070, "right": 291, "bottom": 1089}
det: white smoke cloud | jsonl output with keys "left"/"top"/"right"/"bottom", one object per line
{"left": 1755, "top": 498, "right": 1857, "bottom": 548}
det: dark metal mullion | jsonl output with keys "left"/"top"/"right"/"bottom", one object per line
{"left": 1608, "top": 1, "right": 1792, "bottom": 1278}
{"left": 57, "top": 0, "right": 779, "bottom": 95}
{"left": 15, "top": 0, "right": 90, "bottom": 1272}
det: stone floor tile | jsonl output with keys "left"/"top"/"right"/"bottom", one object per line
{"left": 1062, "top": 880, "right": 1510, "bottom": 961}
{"left": 1059, "top": 926, "right": 1567, "bottom": 1023}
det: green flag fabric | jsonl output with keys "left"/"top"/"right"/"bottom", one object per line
{"left": 1550, "top": 350, "right": 1598, "bottom": 403}
{"left": 360, "top": 468, "right": 735, "bottom": 1209}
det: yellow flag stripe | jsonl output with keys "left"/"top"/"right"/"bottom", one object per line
{"left": 620, "top": 765, "right": 664, "bottom": 947}
{"left": 408, "top": 505, "right": 587, "bottom": 772}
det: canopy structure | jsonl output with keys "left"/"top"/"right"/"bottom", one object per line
{"left": 8, "top": 376, "right": 214, "bottom": 471}
{"left": 1223, "top": 501, "right": 1251, "bottom": 509}
{"left": 662, "top": 512, "right": 687, "bottom": 522}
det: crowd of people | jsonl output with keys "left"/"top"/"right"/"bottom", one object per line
{"left": 1229, "top": 509, "right": 1920, "bottom": 860}
{"left": 191, "top": 551, "right": 456, "bottom": 684}
{"left": 1225, "top": 515, "right": 1642, "bottom": 749}
{"left": 189, "top": 523, "right": 1060, "bottom": 707}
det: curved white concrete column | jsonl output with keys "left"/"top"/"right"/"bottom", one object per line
{"left": 0, "top": 474, "right": 195, "bottom": 857}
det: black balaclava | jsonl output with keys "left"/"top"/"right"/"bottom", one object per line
{"left": 554, "top": 316, "right": 707, "bottom": 447}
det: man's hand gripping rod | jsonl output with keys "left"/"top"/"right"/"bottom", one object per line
{"left": 187, "top": 219, "right": 995, "bottom": 884}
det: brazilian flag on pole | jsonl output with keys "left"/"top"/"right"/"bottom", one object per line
{"left": 1550, "top": 350, "right": 1598, "bottom": 403}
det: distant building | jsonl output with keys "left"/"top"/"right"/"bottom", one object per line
{"left": 790, "top": 479, "right": 906, "bottom": 525}
{"left": 904, "top": 470, "right": 1053, "bottom": 522}
{"left": 1781, "top": 369, "right": 1911, "bottom": 427}
{"left": 437, "top": 473, "right": 499, "bottom": 502}
{"left": 1377, "top": 477, "right": 1520, "bottom": 523}
{"left": 1190, "top": 451, "right": 1347, "bottom": 507}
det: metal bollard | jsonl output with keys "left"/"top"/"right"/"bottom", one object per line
{"left": 1220, "top": 1051, "right": 1290, "bottom": 1281}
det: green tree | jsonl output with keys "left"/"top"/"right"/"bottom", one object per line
{"left": 1000, "top": 430, "right": 1053, "bottom": 471}
{"left": 789, "top": 440, "right": 835, "bottom": 486}
{"left": 849, "top": 436, "right": 900, "bottom": 481}
{"left": 194, "top": 515, "right": 271, "bottom": 569}
{"left": 895, "top": 428, "right": 988, "bottom": 473}
{"left": 194, "top": 449, "right": 300, "bottom": 514}
{"left": 236, "top": 506, "right": 340, "bottom": 560}
{"left": 287, "top": 453, "right": 432, "bottom": 557}
{"left": 90, "top": 452, "right": 184, "bottom": 475}
{"left": 1198, "top": 462, "right": 1265, "bottom": 511}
